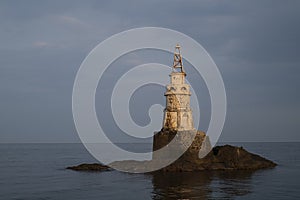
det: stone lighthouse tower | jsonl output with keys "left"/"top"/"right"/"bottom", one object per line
{"left": 152, "top": 45, "right": 211, "bottom": 166}
{"left": 163, "top": 44, "right": 194, "bottom": 131}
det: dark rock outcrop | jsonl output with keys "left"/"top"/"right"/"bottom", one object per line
{"left": 67, "top": 145, "right": 276, "bottom": 172}
{"left": 151, "top": 129, "right": 276, "bottom": 172}
{"left": 66, "top": 163, "right": 111, "bottom": 171}
{"left": 67, "top": 129, "right": 276, "bottom": 172}
{"left": 159, "top": 144, "right": 276, "bottom": 172}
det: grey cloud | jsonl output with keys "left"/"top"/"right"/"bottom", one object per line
{"left": 0, "top": 0, "right": 299, "bottom": 142}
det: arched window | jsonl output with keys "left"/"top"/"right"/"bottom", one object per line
{"left": 170, "top": 87, "right": 176, "bottom": 91}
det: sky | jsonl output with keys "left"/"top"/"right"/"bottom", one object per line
{"left": 0, "top": 0, "right": 299, "bottom": 143}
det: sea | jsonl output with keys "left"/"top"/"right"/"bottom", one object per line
{"left": 0, "top": 142, "right": 299, "bottom": 200}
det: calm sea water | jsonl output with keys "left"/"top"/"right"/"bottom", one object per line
{"left": 0, "top": 142, "right": 299, "bottom": 200}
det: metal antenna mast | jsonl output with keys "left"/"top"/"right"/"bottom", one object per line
{"left": 172, "top": 44, "right": 185, "bottom": 74}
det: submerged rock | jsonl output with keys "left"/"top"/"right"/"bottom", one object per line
{"left": 66, "top": 163, "right": 111, "bottom": 171}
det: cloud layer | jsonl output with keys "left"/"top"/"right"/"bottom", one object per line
{"left": 0, "top": 0, "right": 299, "bottom": 142}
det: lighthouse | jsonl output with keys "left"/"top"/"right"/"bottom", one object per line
{"left": 163, "top": 44, "right": 195, "bottom": 131}
{"left": 152, "top": 44, "right": 211, "bottom": 164}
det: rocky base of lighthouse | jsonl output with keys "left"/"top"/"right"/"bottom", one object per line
{"left": 67, "top": 130, "right": 276, "bottom": 172}
{"left": 152, "top": 129, "right": 212, "bottom": 162}
{"left": 154, "top": 143, "right": 277, "bottom": 172}
{"left": 152, "top": 129, "right": 276, "bottom": 172}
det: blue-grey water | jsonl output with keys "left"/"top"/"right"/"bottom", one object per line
{"left": 0, "top": 142, "right": 299, "bottom": 200}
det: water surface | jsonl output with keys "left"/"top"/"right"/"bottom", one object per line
{"left": 0, "top": 142, "right": 299, "bottom": 199}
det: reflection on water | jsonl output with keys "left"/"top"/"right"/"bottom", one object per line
{"left": 150, "top": 170, "right": 255, "bottom": 200}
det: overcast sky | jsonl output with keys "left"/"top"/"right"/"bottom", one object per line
{"left": 0, "top": 0, "right": 299, "bottom": 143}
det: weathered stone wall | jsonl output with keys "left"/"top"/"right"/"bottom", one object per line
{"left": 152, "top": 129, "right": 211, "bottom": 162}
